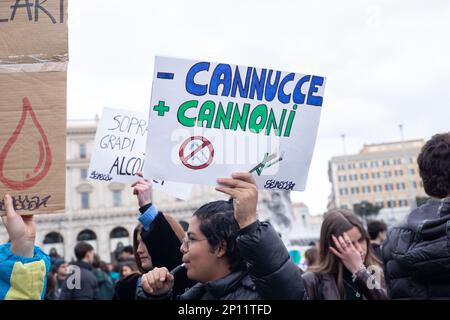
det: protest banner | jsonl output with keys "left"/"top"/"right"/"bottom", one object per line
{"left": 88, "top": 107, "right": 192, "bottom": 200}
{"left": 0, "top": 0, "right": 67, "bottom": 215}
{"left": 144, "top": 56, "right": 326, "bottom": 191}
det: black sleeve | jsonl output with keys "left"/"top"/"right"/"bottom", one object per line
{"left": 236, "top": 220, "right": 305, "bottom": 300}
{"left": 139, "top": 203, "right": 152, "bottom": 214}
{"left": 140, "top": 212, "right": 184, "bottom": 271}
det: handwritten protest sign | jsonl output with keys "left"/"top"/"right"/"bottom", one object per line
{"left": 144, "top": 56, "right": 326, "bottom": 191}
{"left": 89, "top": 107, "right": 192, "bottom": 200}
{"left": 0, "top": 0, "right": 67, "bottom": 215}
{"left": 0, "top": 0, "right": 67, "bottom": 63}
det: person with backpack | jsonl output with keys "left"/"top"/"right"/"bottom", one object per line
{"left": 382, "top": 132, "right": 450, "bottom": 299}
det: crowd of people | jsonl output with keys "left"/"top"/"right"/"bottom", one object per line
{"left": 0, "top": 132, "right": 449, "bottom": 300}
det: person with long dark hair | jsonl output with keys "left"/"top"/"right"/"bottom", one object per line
{"left": 137, "top": 172, "right": 304, "bottom": 300}
{"left": 302, "top": 209, "right": 386, "bottom": 300}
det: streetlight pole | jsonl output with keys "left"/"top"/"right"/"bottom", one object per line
{"left": 399, "top": 124, "right": 417, "bottom": 210}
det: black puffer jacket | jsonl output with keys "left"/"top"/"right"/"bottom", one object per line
{"left": 178, "top": 269, "right": 259, "bottom": 300}
{"left": 382, "top": 197, "right": 450, "bottom": 299}
{"left": 236, "top": 220, "right": 305, "bottom": 300}
{"left": 136, "top": 219, "right": 304, "bottom": 300}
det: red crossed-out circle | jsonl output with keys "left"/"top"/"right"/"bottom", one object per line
{"left": 179, "top": 136, "right": 214, "bottom": 170}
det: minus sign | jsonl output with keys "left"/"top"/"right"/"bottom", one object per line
{"left": 157, "top": 72, "right": 174, "bottom": 80}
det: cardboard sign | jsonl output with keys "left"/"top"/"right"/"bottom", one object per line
{"left": 0, "top": 0, "right": 68, "bottom": 63}
{"left": 0, "top": 68, "right": 66, "bottom": 215}
{"left": 89, "top": 107, "right": 193, "bottom": 200}
{"left": 0, "top": 0, "right": 67, "bottom": 215}
{"left": 144, "top": 56, "right": 326, "bottom": 191}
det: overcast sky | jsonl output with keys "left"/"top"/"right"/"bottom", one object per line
{"left": 68, "top": 0, "right": 450, "bottom": 215}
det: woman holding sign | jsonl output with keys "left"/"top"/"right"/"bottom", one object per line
{"left": 113, "top": 174, "right": 194, "bottom": 300}
{"left": 137, "top": 172, "right": 304, "bottom": 300}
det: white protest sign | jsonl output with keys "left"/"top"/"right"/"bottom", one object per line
{"left": 88, "top": 107, "right": 192, "bottom": 200}
{"left": 144, "top": 56, "right": 326, "bottom": 191}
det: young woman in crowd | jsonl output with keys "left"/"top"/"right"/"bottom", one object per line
{"left": 113, "top": 173, "right": 194, "bottom": 300}
{"left": 137, "top": 172, "right": 304, "bottom": 300}
{"left": 302, "top": 209, "right": 387, "bottom": 300}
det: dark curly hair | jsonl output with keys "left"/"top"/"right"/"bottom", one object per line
{"left": 193, "top": 200, "right": 245, "bottom": 272}
{"left": 417, "top": 133, "right": 450, "bottom": 198}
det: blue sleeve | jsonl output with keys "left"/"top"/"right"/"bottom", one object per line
{"left": 138, "top": 204, "right": 158, "bottom": 231}
{"left": 0, "top": 243, "right": 51, "bottom": 300}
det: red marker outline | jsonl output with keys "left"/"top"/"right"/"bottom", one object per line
{"left": 0, "top": 97, "right": 52, "bottom": 190}
{"left": 178, "top": 136, "right": 214, "bottom": 170}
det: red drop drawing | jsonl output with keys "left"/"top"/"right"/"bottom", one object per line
{"left": 0, "top": 97, "right": 52, "bottom": 190}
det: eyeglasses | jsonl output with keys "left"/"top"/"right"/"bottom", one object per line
{"left": 181, "top": 234, "right": 208, "bottom": 250}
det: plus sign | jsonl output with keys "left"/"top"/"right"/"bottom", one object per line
{"left": 153, "top": 100, "right": 170, "bottom": 116}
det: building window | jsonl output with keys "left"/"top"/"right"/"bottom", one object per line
{"left": 399, "top": 199, "right": 408, "bottom": 207}
{"left": 347, "top": 163, "right": 356, "bottom": 170}
{"left": 394, "top": 170, "right": 403, "bottom": 177}
{"left": 363, "top": 186, "right": 371, "bottom": 193}
{"left": 385, "top": 184, "right": 393, "bottom": 191}
{"left": 382, "top": 159, "right": 390, "bottom": 166}
{"left": 409, "top": 168, "right": 415, "bottom": 175}
{"left": 374, "top": 185, "right": 382, "bottom": 192}
{"left": 81, "top": 192, "right": 90, "bottom": 209}
{"left": 113, "top": 190, "right": 122, "bottom": 207}
{"left": 387, "top": 200, "right": 396, "bottom": 208}
{"left": 393, "top": 159, "right": 402, "bottom": 165}
{"left": 396, "top": 182, "right": 405, "bottom": 190}
{"left": 413, "top": 181, "right": 417, "bottom": 189}
{"left": 359, "top": 162, "right": 367, "bottom": 169}
{"left": 360, "top": 173, "right": 369, "bottom": 180}
{"left": 370, "top": 161, "right": 379, "bottom": 168}
{"left": 80, "top": 168, "right": 87, "bottom": 179}
{"left": 79, "top": 143, "right": 87, "bottom": 159}
{"left": 351, "top": 187, "right": 359, "bottom": 194}
{"left": 383, "top": 171, "right": 391, "bottom": 178}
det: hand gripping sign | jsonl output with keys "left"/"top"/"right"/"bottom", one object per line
{"left": 144, "top": 56, "right": 326, "bottom": 192}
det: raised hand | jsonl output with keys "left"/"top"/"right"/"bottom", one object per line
{"left": 330, "top": 232, "right": 364, "bottom": 274}
{"left": 1, "top": 194, "right": 36, "bottom": 258}
{"left": 131, "top": 171, "right": 152, "bottom": 208}
{"left": 216, "top": 172, "right": 258, "bottom": 229}
{"left": 141, "top": 267, "right": 174, "bottom": 296}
